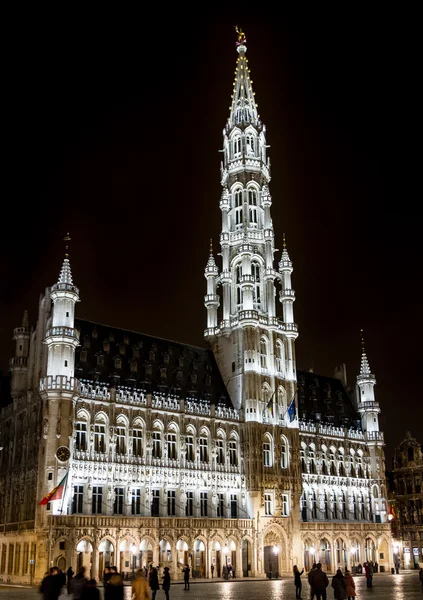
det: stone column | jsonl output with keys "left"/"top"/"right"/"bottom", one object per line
{"left": 91, "top": 544, "right": 99, "bottom": 581}
{"left": 236, "top": 543, "right": 243, "bottom": 578}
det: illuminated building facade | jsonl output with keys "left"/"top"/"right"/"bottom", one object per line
{"left": 0, "top": 32, "right": 392, "bottom": 584}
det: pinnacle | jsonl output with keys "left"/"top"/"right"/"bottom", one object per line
{"left": 22, "top": 310, "right": 29, "bottom": 329}
{"left": 228, "top": 29, "right": 259, "bottom": 128}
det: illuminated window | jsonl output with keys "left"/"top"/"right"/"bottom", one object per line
{"left": 132, "top": 429, "right": 143, "bottom": 457}
{"left": 167, "top": 433, "right": 177, "bottom": 460}
{"left": 229, "top": 441, "right": 237, "bottom": 466}
{"left": 264, "top": 493, "right": 272, "bottom": 516}
{"left": 233, "top": 136, "right": 242, "bottom": 157}
{"left": 152, "top": 431, "right": 161, "bottom": 459}
{"left": 234, "top": 189, "right": 243, "bottom": 229}
{"left": 260, "top": 338, "right": 268, "bottom": 369}
{"left": 216, "top": 439, "right": 225, "bottom": 465}
{"left": 248, "top": 189, "right": 258, "bottom": 225}
{"left": 186, "top": 436, "right": 194, "bottom": 462}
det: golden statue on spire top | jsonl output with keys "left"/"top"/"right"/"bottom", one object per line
{"left": 235, "top": 25, "right": 247, "bottom": 46}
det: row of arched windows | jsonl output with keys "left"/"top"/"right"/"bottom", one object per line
{"left": 300, "top": 443, "right": 368, "bottom": 479}
{"left": 301, "top": 488, "right": 376, "bottom": 522}
{"left": 74, "top": 412, "right": 240, "bottom": 468}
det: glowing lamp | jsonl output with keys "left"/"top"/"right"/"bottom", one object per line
{"left": 131, "top": 544, "right": 137, "bottom": 555}
{"left": 273, "top": 545, "right": 279, "bottom": 555}
{"left": 350, "top": 547, "right": 356, "bottom": 555}
{"left": 310, "top": 547, "right": 315, "bottom": 556}
{"left": 223, "top": 544, "right": 229, "bottom": 554}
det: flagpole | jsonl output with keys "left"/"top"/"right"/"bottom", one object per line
{"left": 59, "top": 470, "right": 69, "bottom": 515}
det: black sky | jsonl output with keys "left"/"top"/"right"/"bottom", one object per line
{"left": 1, "top": 15, "right": 421, "bottom": 464}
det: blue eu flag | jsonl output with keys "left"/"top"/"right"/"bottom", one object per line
{"left": 287, "top": 398, "right": 296, "bottom": 422}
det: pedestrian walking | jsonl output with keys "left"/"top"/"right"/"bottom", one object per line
{"left": 162, "top": 566, "right": 171, "bottom": 600}
{"left": 70, "top": 566, "right": 88, "bottom": 600}
{"left": 104, "top": 566, "right": 124, "bottom": 600}
{"left": 39, "top": 567, "right": 64, "bottom": 600}
{"left": 364, "top": 562, "right": 373, "bottom": 588}
{"left": 183, "top": 565, "right": 190, "bottom": 590}
{"left": 308, "top": 563, "right": 329, "bottom": 600}
{"left": 293, "top": 565, "right": 304, "bottom": 598}
{"left": 149, "top": 565, "right": 160, "bottom": 600}
{"left": 81, "top": 579, "right": 101, "bottom": 600}
{"left": 331, "top": 568, "right": 346, "bottom": 600}
{"left": 308, "top": 563, "right": 317, "bottom": 600}
{"left": 66, "top": 565, "right": 74, "bottom": 594}
{"left": 132, "top": 568, "right": 151, "bottom": 600}
{"left": 344, "top": 569, "right": 356, "bottom": 599}
{"left": 211, "top": 564, "right": 214, "bottom": 578}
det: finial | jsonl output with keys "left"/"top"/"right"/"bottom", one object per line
{"left": 235, "top": 25, "right": 247, "bottom": 48}
{"left": 209, "top": 238, "right": 213, "bottom": 254}
{"left": 360, "top": 328, "right": 365, "bottom": 353}
{"left": 283, "top": 232, "right": 287, "bottom": 249}
{"left": 64, "top": 233, "right": 71, "bottom": 258}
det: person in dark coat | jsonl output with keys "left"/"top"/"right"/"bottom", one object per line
{"left": 40, "top": 567, "right": 64, "bottom": 600}
{"left": 183, "top": 565, "right": 190, "bottom": 590}
{"left": 309, "top": 563, "right": 329, "bottom": 600}
{"left": 66, "top": 566, "right": 74, "bottom": 593}
{"left": 308, "top": 563, "right": 317, "bottom": 600}
{"left": 149, "top": 565, "right": 160, "bottom": 600}
{"left": 162, "top": 566, "right": 171, "bottom": 600}
{"left": 293, "top": 565, "right": 304, "bottom": 598}
{"left": 81, "top": 579, "right": 101, "bottom": 600}
{"left": 331, "top": 569, "right": 347, "bottom": 600}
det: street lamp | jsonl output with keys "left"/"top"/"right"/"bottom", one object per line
{"left": 131, "top": 544, "right": 137, "bottom": 580}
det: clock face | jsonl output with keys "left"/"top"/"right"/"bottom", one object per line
{"left": 56, "top": 446, "right": 70, "bottom": 462}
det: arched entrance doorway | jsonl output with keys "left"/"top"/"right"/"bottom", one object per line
{"left": 210, "top": 541, "right": 221, "bottom": 578}
{"left": 193, "top": 539, "right": 205, "bottom": 578}
{"left": 159, "top": 539, "right": 172, "bottom": 570}
{"left": 139, "top": 539, "right": 153, "bottom": 568}
{"left": 242, "top": 539, "right": 252, "bottom": 577}
{"left": 76, "top": 540, "right": 93, "bottom": 577}
{"left": 98, "top": 539, "right": 114, "bottom": 576}
{"left": 263, "top": 530, "right": 284, "bottom": 577}
{"left": 319, "top": 539, "right": 331, "bottom": 572}
{"left": 176, "top": 539, "right": 189, "bottom": 571}
{"left": 56, "top": 556, "right": 66, "bottom": 571}
{"left": 365, "top": 538, "right": 376, "bottom": 563}
{"left": 350, "top": 539, "right": 361, "bottom": 568}
{"left": 303, "top": 539, "right": 315, "bottom": 572}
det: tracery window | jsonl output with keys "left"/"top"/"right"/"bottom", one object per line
{"left": 186, "top": 435, "right": 194, "bottom": 462}
{"left": 260, "top": 338, "right": 268, "bottom": 369}
{"left": 132, "top": 429, "right": 143, "bottom": 457}
{"left": 216, "top": 439, "right": 225, "bottom": 465}
{"left": 251, "top": 261, "right": 261, "bottom": 306}
{"left": 115, "top": 427, "right": 126, "bottom": 455}
{"left": 275, "top": 340, "right": 284, "bottom": 375}
{"left": 263, "top": 434, "right": 273, "bottom": 467}
{"left": 167, "top": 433, "right": 177, "bottom": 460}
{"left": 233, "top": 136, "right": 242, "bottom": 158}
{"left": 199, "top": 437, "right": 208, "bottom": 463}
{"left": 281, "top": 437, "right": 289, "bottom": 469}
{"left": 94, "top": 422, "right": 106, "bottom": 453}
{"left": 229, "top": 440, "right": 237, "bottom": 466}
{"left": 152, "top": 431, "right": 161, "bottom": 459}
{"left": 246, "top": 134, "right": 255, "bottom": 156}
{"left": 236, "top": 263, "right": 243, "bottom": 308}
{"left": 76, "top": 422, "right": 87, "bottom": 451}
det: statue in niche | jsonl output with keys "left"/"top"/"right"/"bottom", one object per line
{"left": 87, "top": 484, "right": 93, "bottom": 500}
{"left": 43, "top": 417, "right": 49, "bottom": 439}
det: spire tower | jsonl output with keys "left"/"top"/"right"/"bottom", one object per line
{"left": 205, "top": 31, "right": 298, "bottom": 418}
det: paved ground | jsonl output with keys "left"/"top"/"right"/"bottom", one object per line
{"left": 1, "top": 572, "right": 422, "bottom": 599}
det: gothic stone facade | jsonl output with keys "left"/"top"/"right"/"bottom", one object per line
{"left": 0, "top": 36, "right": 391, "bottom": 584}
{"left": 391, "top": 433, "right": 423, "bottom": 569}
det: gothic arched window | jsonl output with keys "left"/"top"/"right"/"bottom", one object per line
{"left": 234, "top": 189, "right": 243, "bottom": 230}
{"left": 246, "top": 134, "right": 255, "bottom": 156}
{"left": 281, "top": 436, "right": 289, "bottom": 469}
{"left": 251, "top": 261, "right": 261, "bottom": 307}
{"left": 275, "top": 340, "right": 284, "bottom": 375}
{"left": 260, "top": 338, "right": 268, "bottom": 369}
{"left": 236, "top": 263, "right": 243, "bottom": 309}
{"left": 248, "top": 189, "right": 258, "bottom": 225}
{"left": 263, "top": 433, "right": 273, "bottom": 467}
{"left": 233, "top": 135, "right": 242, "bottom": 157}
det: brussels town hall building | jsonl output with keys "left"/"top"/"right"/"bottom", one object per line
{"left": 0, "top": 33, "right": 392, "bottom": 584}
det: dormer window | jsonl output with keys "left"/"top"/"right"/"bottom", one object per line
{"left": 114, "top": 357, "right": 122, "bottom": 369}
{"left": 123, "top": 335, "right": 129, "bottom": 345}
{"left": 96, "top": 353, "right": 104, "bottom": 366}
{"left": 92, "top": 328, "right": 98, "bottom": 339}
{"left": 149, "top": 350, "right": 156, "bottom": 362}
{"left": 119, "top": 343, "right": 126, "bottom": 356}
{"left": 130, "top": 359, "right": 138, "bottom": 373}
{"left": 84, "top": 337, "right": 91, "bottom": 349}
{"left": 103, "top": 340, "right": 110, "bottom": 352}
{"left": 80, "top": 349, "right": 87, "bottom": 363}
{"left": 132, "top": 346, "right": 139, "bottom": 359}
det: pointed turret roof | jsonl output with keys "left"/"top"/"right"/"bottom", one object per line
{"left": 228, "top": 28, "right": 259, "bottom": 128}
{"left": 359, "top": 329, "right": 372, "bottom": 376}
{"left": 51, "top": 234, "right": 79, "bottom": 295}
{"left": 279, "top": 233, "right": 293, "bottom": 271}
{"left": 205, "top": 239, "right": 218, "bottom": 274}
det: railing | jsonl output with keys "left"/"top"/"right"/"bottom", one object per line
{"left": 40, "top": 376, "right": 80, "bottom": 393}
{"left": 50, "top": 515, "right": 253, "bottom": 530}
{"left": 280, "top": 289, "right": 295, "bottom": 299}
{"left": 299, "top": 421, "right": 365, "bottom": 441}
{"left": 0, "top": 520, "right": 35, "bottom": 533}
{"left": 204, "top": 294, "right": 219, "bottom": 305}
{"left": 238, "top": 310, "right": 259, "bottom": 322}
{"left": 366, "top": 431, "right": 384, "bottom": 442}
{"left": 80, "top": 382, "right": 111, "bottom": 400}
{"left": 45, "top": 326, "right": 80, "bottom": 340}
{"left": 186, "top": 400, "right": 211, "bottom": 416}
{"left": 51, "top": 282, "right": 79, "bottom": 294}
{"left": 9, "top": 357, "right": 28, "bottom": 368}
{"left": 358, "top": 401, "right": 380, "bottom": 411}
{"left": 152, "top": 395, "right": 180, "bottom": 411}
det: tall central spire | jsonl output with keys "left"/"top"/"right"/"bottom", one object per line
{"left": 228, "top": 28, "right": 259, "bottom": 129}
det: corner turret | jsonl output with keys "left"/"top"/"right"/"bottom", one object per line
{"left": 9, "top": 310, "right": 30, "bottom": 399}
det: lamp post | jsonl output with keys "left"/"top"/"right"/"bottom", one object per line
{"left": 131, "top": 544, "right": 137, "bottom": 580}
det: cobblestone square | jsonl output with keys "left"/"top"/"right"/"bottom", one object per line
{"left": 1, "top": 573, "right": 422, "bottom": 600}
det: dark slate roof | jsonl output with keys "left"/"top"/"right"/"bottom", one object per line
{"left": 74, "top": 319, "right": 231, "bottom": 406}
{"left": 0, "top": 374, "right": 12, "bottom": 408}
{"left": 296, "top": 370, "right": 361, "bottom": 430}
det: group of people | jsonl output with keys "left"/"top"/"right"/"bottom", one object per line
{"left": 40, "top": 566, "right": 99, "bottom": 600}
{"left": 293, "top": 562, "right": 356, "bottom": 600}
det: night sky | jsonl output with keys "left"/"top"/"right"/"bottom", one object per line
{"left": 1, "top": 16, "right": 421, "bottom": 464}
